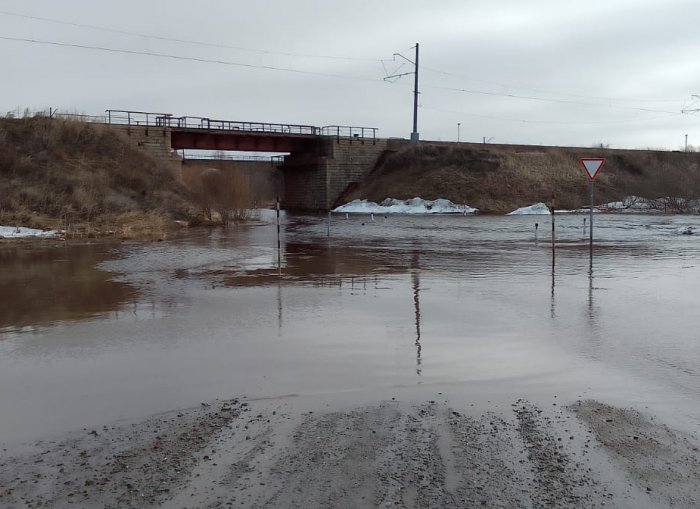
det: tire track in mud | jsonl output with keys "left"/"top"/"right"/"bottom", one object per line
{"left": 572, "top": 399, "right": 700, "bottom": 509}
{"left": 3, "top": 397, "right": 698, "bottom": 508}
{"left": 446, "top": 409, "right": 533, "bottom": 507}
{"left": 0, "top": 400, "right": 243, "bottom": 509}
{"left": 514, "top": 400, "right": 607, "bottom": 508}
{"left": 255, "top": 402, "right": 457, "bottom": 508}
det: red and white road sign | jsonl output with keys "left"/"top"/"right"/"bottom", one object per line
{"left": 580, "top": 158, "right": 606, "bottom": 181}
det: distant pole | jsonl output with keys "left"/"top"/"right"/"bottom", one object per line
{"left": 550, "top": 193, "right": 556, "bottom": 260}
{"left": 457, "top": 122, "right": 461, "bottom": 143}
{"left": 685, "top": 134, "right": 689, "bottom": 151}
{"left": 383, "top": 43, "right": 420, "bottom": 142}
{"left": 276, "top": 195, "right": 281, "bottom": 252}
{"left": 411, "top": 43, "right": 420, "bottom": 142}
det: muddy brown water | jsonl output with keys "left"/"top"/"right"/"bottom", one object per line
{"left": 1, "top": 212, "right": 699, "bottom": 445}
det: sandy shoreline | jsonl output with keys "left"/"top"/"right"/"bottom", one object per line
{"left": 1, "top": 396, "right": 698, "bottom": 508}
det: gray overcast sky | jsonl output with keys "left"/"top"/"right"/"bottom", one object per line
{"left": 1, "top": 0, "right": 699, "bottom": 149}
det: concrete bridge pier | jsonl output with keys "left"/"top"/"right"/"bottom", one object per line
{"left": 282, "top": 137, "right": 388, "bottom": 211}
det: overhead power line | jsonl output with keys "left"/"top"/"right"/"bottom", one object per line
{"left": 421, "top": 83, "right": 684, "bottom": 115}
{"left": 422, "top": 65, "right": 681, "bottom": 104}
{"left": 0, "top": 31, "right": 688, "bottom": 119}
{"left": 0, "top": 35, "right": 385, "bottom": 82}
{"left": 422, "top": 105, "right": 676, "bottom": 125}
{"left": 0, "top": 9, "right": 689, "bottom": 110}
{"left": 0, "top": 10, "right": 382, "bottom": 62}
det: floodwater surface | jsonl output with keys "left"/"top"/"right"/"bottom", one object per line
{"left": 1, "top": 212, "right": 699, "bottom": 444}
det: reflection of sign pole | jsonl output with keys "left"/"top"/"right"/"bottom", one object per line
{"left": 580, "top": 158, "right": 606, "bottom": 253}
{"left": 550, "top": 191, "right": 556, "bottom": 260}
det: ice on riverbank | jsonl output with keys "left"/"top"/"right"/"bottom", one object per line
{"left": 333, "top": 198, "right": 478, "bottom": 215}
{"left": 598, "top": 196, "right": 700, "bottom": 213}
{"left": 0, "top": 226, "right": 61, "bottom": 239}
{"left": 507, "top": 203, "right": 551, "bottom": 215}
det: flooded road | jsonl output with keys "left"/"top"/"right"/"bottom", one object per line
{"left": 1, "top": 212, "right": 700, "bottom": 445}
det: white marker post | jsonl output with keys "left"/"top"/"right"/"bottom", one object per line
{"left": 580, "top": 158, "right": 606, "bottom": 253}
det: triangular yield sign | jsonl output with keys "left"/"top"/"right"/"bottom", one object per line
{"left": 580, "top": 158, "right": 606, "bottom": 181}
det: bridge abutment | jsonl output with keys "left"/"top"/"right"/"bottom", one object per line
{"left": 282, "top": 138, "right": 388, "bottom": 210}
{"left": 107, "top": 125, "right": 184, "bottom": 180}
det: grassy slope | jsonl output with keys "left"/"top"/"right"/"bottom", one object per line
{"left": 0, "top": 115, "right": 196, "bottom": 234}
{"left": 346, "top": 142, "right": 700, "bottom": 213}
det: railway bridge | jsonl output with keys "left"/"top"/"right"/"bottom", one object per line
{"left": 105, "top": 110, "right": 392, "bottom": 210}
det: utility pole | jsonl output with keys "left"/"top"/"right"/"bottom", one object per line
{"left": 411, "top": 43, "right": 419, "bottom": 142}
{"left": 457, "top": 122, "right": 461, "bottom": 142}
{"left": 384, "top": 43, "right": 420, "bottom": 142}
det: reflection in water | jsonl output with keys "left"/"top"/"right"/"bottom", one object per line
{"left": 3, "top": 214, "right": 700, "bottom": 445}
{"left": 0, "top": 242, "right": 137, "bottom": 333}
{"left": 277, "top": 280, "right": 283, "bottom": 331}
{"left": 588, "top": 255, "right": 595, "bottom": 324}
{"left": 550, "top": 254, "right": 556, "bottom": 319}
{"left": 411, "top": 252, "right": 422, "bottom": 376}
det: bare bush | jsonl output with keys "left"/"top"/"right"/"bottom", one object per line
{"left": 198, "top": 168, "right": 252, "bottom": 226}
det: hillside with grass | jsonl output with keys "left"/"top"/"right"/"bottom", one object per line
{"left": 342, "top": 142, "right": 700, "bottom": 213}
{"left": 0, "top": 115, "right": 197, "bottom": 237}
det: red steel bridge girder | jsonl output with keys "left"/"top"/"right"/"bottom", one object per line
{"left": 170, "top": 130, "right": 325, "bottom": 154}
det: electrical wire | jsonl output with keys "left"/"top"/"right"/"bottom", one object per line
{"left": 421, "top": 65, "right": 681, "bottom": 104}
{"left": 422, "top": 105, "right": 676, "bottom": 125}
{"left": 421, "top": 83, "right": 684, "bottom": 115}
{"left": 0, "top": 10, "right": 382, "bottom": 62}
{"left": 0, "top": 35, "right": 385, "bottom": 82}
{"left": 0, "top": 28, "right": 688, "bottom": 118}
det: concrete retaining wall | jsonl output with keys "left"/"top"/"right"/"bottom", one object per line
{"left": 108, "top": 125, "right": 184, "bottom": 180}
{"left": 282, "top": 138, "right": 388, "bottom": 210}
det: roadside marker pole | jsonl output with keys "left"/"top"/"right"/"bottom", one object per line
{"left": 588, "top": 181, "right": 594, "bottom": 254}
{"left": 580, "top": 158, "right": 606, "bottom": 255}
{"left": 550, "top": 193, "right": 556, "bottom": 261}
{"left": 276, "top": 196, "right": 281, "bottom": 271}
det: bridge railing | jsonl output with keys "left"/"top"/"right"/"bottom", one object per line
{"left": 321, "top": 125, "right": 377, "bottom": 141}
{"left": 106, "top": 110, "right": 320, "bottom": 136}
{"left": 105, "top": 110, "right": 379, "bottom": 141}
{"left": 179, "top": 150, "right": 285, "bottom": 165}
{"left": 106, "top": 110, "right": 172, "bottom": 127}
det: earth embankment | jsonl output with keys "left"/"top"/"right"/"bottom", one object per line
{"left": 0, "top": 115, "right": 197, "bottom": 237}
{"left": 343, "top": 141, "right": 700, "bottom": 213}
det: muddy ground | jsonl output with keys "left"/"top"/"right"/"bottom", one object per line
{"left": 1, "top": 398, "right": 698, "bottom": 508}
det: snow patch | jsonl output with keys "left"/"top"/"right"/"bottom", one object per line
{"left": 507, "top": 203, "right": 551, "bottom": 215}
{"left": 333, "top": 198, "right": 478, "bottom": 215}
{"left": 0, "top": 226, "right": 62, "bottom": 238}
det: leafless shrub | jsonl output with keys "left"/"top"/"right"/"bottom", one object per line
{"left": 197, "top": 168, "right": 252, "bottom": 226}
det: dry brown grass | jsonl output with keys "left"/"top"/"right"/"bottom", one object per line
{"left": 0, "top": 114, "right": 198, "bottom": 235}
{"left": 347, "top": 142, "right": 700, "bottom": 213}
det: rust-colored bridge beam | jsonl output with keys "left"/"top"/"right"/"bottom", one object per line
{"left": 170, "top": 130, "right": 327, "bottom": 154}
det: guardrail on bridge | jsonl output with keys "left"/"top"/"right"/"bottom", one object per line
{"left": 105, "top": 110, "right": 377, "bottom": 141}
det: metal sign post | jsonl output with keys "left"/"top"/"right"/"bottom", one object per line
{"left": 580, "top": 158, "right": 606, "bottom": 253}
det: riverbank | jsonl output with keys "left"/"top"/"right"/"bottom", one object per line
{"left": 344, "top": 142, "right": 700, "bottom": 213}
{"left": 1, "top": 394, "right": 698, "bottom": 508}
{"left": 0, "top": 115, "right": 199, "bottom": 237}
